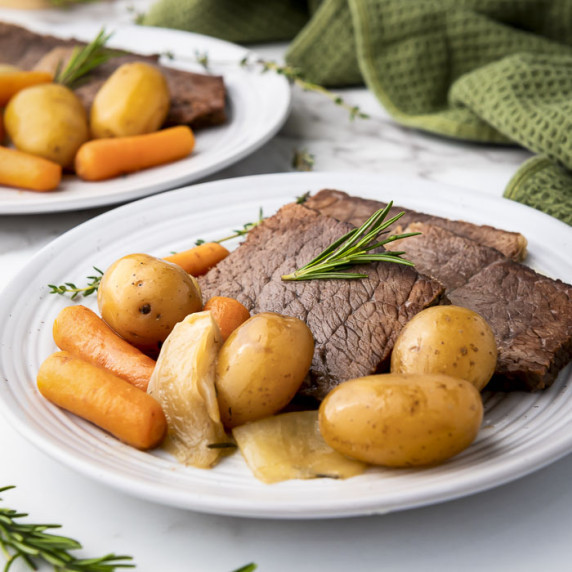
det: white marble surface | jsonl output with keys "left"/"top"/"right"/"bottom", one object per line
{"left": 1, "top": 3, "right": 570, "bottom": 572}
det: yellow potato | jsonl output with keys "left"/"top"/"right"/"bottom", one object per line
{"left": 4, "top": 83, "right": 89, "bottom": 167}
{"left": 390, "top": 305, "right": 497, "bottom": 391}
{"left": 90, "top": 62, "right": 170, "bottom": 139}
{"left": 319, "top": 373, "right": 483, "bottom": 467}
{"left": 97, "top": 253, "right": 202, "bottom": 354}
{"left": 215, "top": 312, "right": 314, "bottom": 428}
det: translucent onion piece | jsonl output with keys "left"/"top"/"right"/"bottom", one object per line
{"left": 232, "top": 411, "right": 367, "bottom": 484}
{"left": 148, "top": 311, "right": 227, "bottom": 468}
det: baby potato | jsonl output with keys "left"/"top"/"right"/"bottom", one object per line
{"left": 97, "top": 253, "right": 202, "bottom": 354}
{"left": 319, "top": 373, "right": 483, "bottom": 467}
{"left": 90, "top": 62, "right": 170, "bottom": 139}
{"left": 215, "top": 312, "right": 314, "bottom": 428}
{"left": 4, "top": 83, "right": 89, "bottom": 167}
{"left": 391, "top": 305, "right": 497, "bottom": 391}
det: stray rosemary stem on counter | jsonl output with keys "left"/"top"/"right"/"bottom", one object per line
{"left": 0, "top": 485, "right": 134, "bottom": 571}
{"left": 281, "top": 202, "right": 420, "bottom": 281}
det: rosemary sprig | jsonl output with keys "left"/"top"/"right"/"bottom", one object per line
{"left": 0, "top": 486, "right": 134, "bottom": 571}
{"left": 282, "top": 202, "right": 420, "bottom": 281}
{"left": 54, "top": 28, "right": 115, "bottom": 89}
{"left": 48, "top": 267, "right": 103, "bottom": 299}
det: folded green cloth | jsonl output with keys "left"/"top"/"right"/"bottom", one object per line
{"left": 143, "top": 0, "right": 572, "bottom": 225}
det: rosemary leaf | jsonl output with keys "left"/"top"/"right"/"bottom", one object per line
{"left": 0, "top": 486, "right": 134, "bottom": 571}
{"left": 282, "top": 202, "right": 419, "bottom": 281}
{"left": 55, "top": 28, "right": 115, "bottom": 89}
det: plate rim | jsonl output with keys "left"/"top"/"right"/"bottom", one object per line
{"left": 0, "top": 171, "right": 571, "bottom": 519}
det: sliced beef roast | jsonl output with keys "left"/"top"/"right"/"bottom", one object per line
{"left": 0, "top": 22, "right": 226, "bottom": 128}
{"left": 305, "top": 189, "right": 528, "bottom": 262}
{"left": 199, "top": 203, "right": 446, "bottom": 400}
{"left": 310, "top": 194, "right": 572, "bottom": 391}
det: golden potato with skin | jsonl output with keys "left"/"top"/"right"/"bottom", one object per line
{"left": 97, "top": 253, "right": 202, "bottom": 354}
{"left": 4, "top": 83, "right": 89, "bottom": 167}
{"left": 390, "top": 305, "right": 497, "bottom": 391}
{"left": 215, "top": 312, "right": 314, "bottom": 428}
{"left": 90, "top": 62, "right": 170, "bottom": 139}
{"left": 319, "top": 373, "right": 483, "bottom": 467}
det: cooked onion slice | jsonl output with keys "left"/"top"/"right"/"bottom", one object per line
{"left": 148, "top": 311, "right": 227, "bottom": 468}
{"left": 232, "top": 410, "right": 366, "bottom": 484}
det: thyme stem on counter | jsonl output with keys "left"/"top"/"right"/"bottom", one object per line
{"left": 163, "top": 50, "right": 368, "bottom": 121}
{"left": 281, "top": 202, "right": 420, "bottom": 281}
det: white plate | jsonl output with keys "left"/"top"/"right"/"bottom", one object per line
{"left": 0, "top": 172, "right": 571, "bottom": 519}
{"left": 0, "top": 22, "right": 291, "bottom": 214}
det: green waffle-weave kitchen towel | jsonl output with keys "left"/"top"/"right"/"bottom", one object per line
{"left": 143, "top": 0, "right": 572, "bottom": 225}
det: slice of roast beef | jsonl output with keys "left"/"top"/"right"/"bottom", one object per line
{"left": 392, "top": 222, "right": 505, "bottom": 291}
{"left": 305, "top": 189, "right": 528, "bottom": 262}
{"left": 390, "top": 221, "right": 572, "bottom": 391}
{"left": 199, "top": 203, "right": 446, "bottom": 401}
{"left": 0, "top": 22, "right": 226, "bottom": 128}
{"left": 449, "top": 259, "right": 572, "bottom": 391}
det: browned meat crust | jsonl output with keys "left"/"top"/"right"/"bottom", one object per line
{"left": 305, "top": 189, "right": 528, "bottom": 262}
{"left": 0, "top": 22, "right": 226, "bottom": 128}
{"left": 199, "top": 203, "right": 446, "bottom": 401}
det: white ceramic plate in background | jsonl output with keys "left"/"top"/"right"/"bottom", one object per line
{"left": 0, "top": 172, "right": 570, "bottom": 519}
{"left": 0, "top": 22, "right": 291, "bottom": 214}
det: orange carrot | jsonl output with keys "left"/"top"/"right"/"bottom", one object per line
{"left": 53, "top": 305, "right": 156, "bottom": 391}
{"left": 74, "top": 125, "right": 195, "bottom": 181}
{"left": 37, "top": 351, "right": 167, "bottom": 450}
{"left": 204, "top": 296, "right": 251, "bottom": 341}
{"left": 0, "top": 146, "right": 61, "bottom": 191}
{"left": 0, "top": 70, "right": 53, "bottom": 106}
{"left": 164, "top": 242, "right": 230, "bottom": 276}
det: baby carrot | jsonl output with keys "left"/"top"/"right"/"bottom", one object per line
{"left": 37, "top": 351, "right": 167, "bottom": 450}
{"left": 0, "top": 70, "right": 53, "bottom": 106}
{"left": 0, "top": 146, "right": 61, "bottom": 191}
{"left": 53, "top": 305, "right": 156, "bottom": 391}
{"left": 74, "top": 125, "right": 195, "bottom": 181}
{"left": 164, "top": 242, "right": 230, "bottom": 276}
{"left": 203, "top": 296, "right": 250, "bottom": 341}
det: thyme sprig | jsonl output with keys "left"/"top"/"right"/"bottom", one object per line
{"left": 212, "top": 208, "right": 265, "bottom": 245}
{"left": 55, "top": 28, "right": 115, "bottom": 89}
{"left": 282, "top": 202, "right": 419, "bottom": 281}
{"left": 164, "top": 50, "right": 368, "bottom": 121}
{"left": 48, "top": 267, "right": 103, "bottom": 299}
{"left": 242, "top": 57, "right": 369, "bottom": 121}
{"left": 0, "top": 486, "right": 134, "bottom": 572}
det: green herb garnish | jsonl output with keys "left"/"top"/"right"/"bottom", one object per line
{"left": 282, "top": 202, "right": 419, "bottom": 281}
{"left": 0, "top": 485, "right": 134, "bottom": 571}
{"left": 215, "top": 208, "right": 265, "bottom": 244}
{"left": 292, "top": 149, "right": 315, "bottom": 172}
{"left": 48, "top": 267, "right": 103, "bottom": 299}
{"left": 231, "top": 564, "right": 257, "bottom": 572}
{"left": 54, "top": 28, "right": 115, "bottom": 89}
